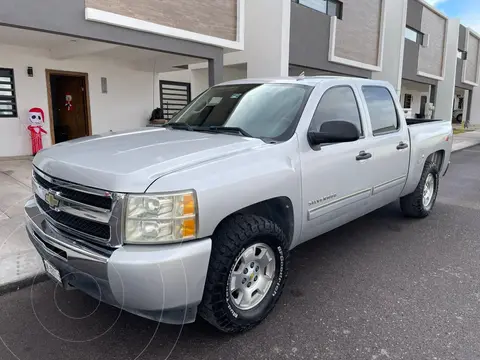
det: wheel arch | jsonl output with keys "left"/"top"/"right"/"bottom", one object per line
{"left": 212, "top": 197, "right": 295, "bottom": 246}
{"left": 427, "top": 150, "right": 445, "bottom": 171}
{"left": 401, "top": 148, "right": 447, "bottom": 197}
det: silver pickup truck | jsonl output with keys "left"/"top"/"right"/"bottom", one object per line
{"left": 25, "top": 77, "right": 453, "bottom": 333}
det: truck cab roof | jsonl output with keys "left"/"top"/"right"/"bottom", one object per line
{"left": 217, "top": 76, "right": 392, "bottom": 88}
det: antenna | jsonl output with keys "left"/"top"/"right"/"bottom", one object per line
{"left": 299, "top": 71, "right": 305, "bottom": 77}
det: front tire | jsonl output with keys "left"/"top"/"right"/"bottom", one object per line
{"left": 400, "top": 160, "right": 439, "bottom": 218}
{"left": 199, "top": 214, "right": 289, "bottom": 333}
{"left": 456, "top": 114, "right": 463, "bottom": 124}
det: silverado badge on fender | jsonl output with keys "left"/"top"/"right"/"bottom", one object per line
{"left": 308, "top": 194, "right": 337, "bottom": 206}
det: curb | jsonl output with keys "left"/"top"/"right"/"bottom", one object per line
{"left": 452, "top": 142, "right": 480, "bottom": 153}
{"left": 0, "top": 272, "right": 49, "bottom": 297}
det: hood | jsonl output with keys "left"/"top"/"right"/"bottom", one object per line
{"left": 33, "top": 128, "right": 265, "bottom": 193}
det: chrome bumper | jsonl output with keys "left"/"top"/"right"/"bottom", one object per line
{"left": 25, "top": 198, "right": 212, "bottom": 324}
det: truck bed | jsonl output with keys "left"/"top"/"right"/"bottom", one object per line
{"left": 406, "top": 118, "right": 443, "bottom": 126}
{"left": 401, "top": 119, "right": 452, "bottom": 197}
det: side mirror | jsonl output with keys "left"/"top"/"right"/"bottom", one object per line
{"left": 308, "top": 120, "right": 360, "bottom": 146}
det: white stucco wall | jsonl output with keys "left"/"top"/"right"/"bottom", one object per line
{"left": 371, "top": 0, "right": 408, "bottom": 94}
{"left": 470, "top": 87, "right": 480, "bottom": 125}
{"left": 187, "top": 0, "right": 290, "bottom": 78}
{"left": 0, "top": 44, "right": 157, "bottom": 157}
{"left": 400, "top": 88, "right": 430, "bottom": 116}
{"left": 434, "top": 18, "right": 459, "bottom": 122}
{"left": 245, "top": 0, "right": 290, "bottom": 77}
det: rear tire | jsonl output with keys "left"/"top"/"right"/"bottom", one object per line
{"left": 400, "top": 160, "right": 439, "bottom": 218}
{"left": 199, "top": 214, "right": 289, "bottom": 333}
{"left": 456, "top": 114, "right": 463, "bottom": 124}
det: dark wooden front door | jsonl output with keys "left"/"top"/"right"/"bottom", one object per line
{"left": 50, "top": 74, "right": 89, "bottom": 143}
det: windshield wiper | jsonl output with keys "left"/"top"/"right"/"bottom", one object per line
{"left": 202, "top": 126, "right": 253, "bottom": 138}
{"left": 163, "top": 123, "right": 193, "bottom": 131}
{"left": 165, "top": 123, "right": 256, "bottom": 139}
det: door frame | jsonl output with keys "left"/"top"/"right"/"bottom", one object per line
{"left": 45, "top": 69, "right": 92, "bottom": 145}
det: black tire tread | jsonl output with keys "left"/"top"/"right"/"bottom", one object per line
{"left": 400, "top": 160, "right": 439, "bottom": 218}
{"left": 198, "top": 214, "right": 289, "bottom": 333}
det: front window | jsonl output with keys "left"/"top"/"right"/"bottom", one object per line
{"left": 294, "top": 0, "right": 343, "bottom": 19}
{"left": 405, "top": 27, "right": 425, "bottom": 45}
{"left": 169, "top": 83, "right": 312, "bottom": 141}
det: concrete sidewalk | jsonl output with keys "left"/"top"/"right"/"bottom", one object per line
{"left": 452, "top": 130, "right": 480, "bottom": 152}
{"left": 1, "top": 130, "right": 480, "bottom": 293}
{"left": 0, "top": 158, "right": 45, "bottom": 293}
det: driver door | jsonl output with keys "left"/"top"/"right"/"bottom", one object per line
{"left": 299, "top": 85, "right": 376, "bottom": 243}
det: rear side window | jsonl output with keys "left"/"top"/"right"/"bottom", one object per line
{"left": 362, "top": 86, "right": 399, "bottom": 135}
{"left": 310, "top": 86, "right": 363, "bottom": 135}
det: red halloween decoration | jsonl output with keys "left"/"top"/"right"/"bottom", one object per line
{"left": 27, "top": 107, "right": 47, "bottom": 155}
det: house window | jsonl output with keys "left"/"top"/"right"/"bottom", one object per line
{"left": 0, "top": 68, "right": 17, "bottom": 118}
{"left": 160, "top": 80, "right": 191, "bottom": 120}
{"left": 403, "top": 94, "right": 413, "bottom": 109}
{"left": 295, "top": 0, "right": 343, "bottom": 19}
{"left": 457, "top": 50, "right": 467, "bottom": 60}
{"left": 405, "top": 27, "right": 425, "bottom": 45}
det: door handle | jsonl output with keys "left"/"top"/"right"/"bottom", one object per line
{"left": 397, "top": 141, "right": 409, "bottom": 150}
{"left": 356, "top": 151, "right": 372, "bottom": 161}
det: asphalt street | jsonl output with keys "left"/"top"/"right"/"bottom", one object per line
{"left": 1, "top": 146, "right": 480, "bottom": 360}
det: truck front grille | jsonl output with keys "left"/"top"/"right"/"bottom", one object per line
{"left": 33, "top": 172, "right": 112, "bottom": 210}
{"left": 32, "top": 168, "right": 123, "bottom": 247}
{"left": 35, "top": 194, "right": 111, "bottom": 240}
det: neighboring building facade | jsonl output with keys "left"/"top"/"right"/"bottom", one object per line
{"left": 0, "top": 0, "right": 245, "bottom": 156}
{"left": 288, "top": 0, "right": 382, "bottom": 78}
{"left": 454, "top": 25, "right": 480, "bottom": 124}
{"left": 162, "top": 0, "right": 478, "bottom": 125}
{"left": 400, "top": 0, "right": 448, "bottom": 119}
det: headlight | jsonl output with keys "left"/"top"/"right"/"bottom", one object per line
{"left": 124, "top": 191, "right": 197, "bottom": 244}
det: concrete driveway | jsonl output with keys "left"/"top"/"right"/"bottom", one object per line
{"left": 0, "top": 158, "right": 43, "bottom": 289}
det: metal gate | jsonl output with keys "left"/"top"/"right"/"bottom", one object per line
{"left": 159, "top": 80, "right": 191, "bottom": 120}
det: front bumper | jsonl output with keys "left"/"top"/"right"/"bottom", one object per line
{"left": 25, "top": 198, "right": 212, "bottom": 324}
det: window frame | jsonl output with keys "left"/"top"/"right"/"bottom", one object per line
{"left": 405, "top": 26, "right": 425, "bottom": 45}
{"left": 294, "top": 0, "right": 343, "bottom": 20}
{"left": 458, "top": 97, "right": 464, "bottom": 110}
{"left": 308, "top": 85, "right": 365, "bottom": 150}
{"left": 0, "top": 68, "right": 17, "bottom": 118}
{"left": 457, "top": 49, "right": 468, "bottom": 60}
{"left": 361, "top": 85, "right": 401, "bottom": 137}
{"left": 403, "top": 93, "right": 413, "bottom": 109}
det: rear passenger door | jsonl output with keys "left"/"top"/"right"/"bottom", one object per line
{"left": 300, "top": 85, "right": 376, "bottom": 242}
{"left": 360, "top": 86, "right": 410, "bottom": 207}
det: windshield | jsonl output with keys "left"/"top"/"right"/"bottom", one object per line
{"left": 168, "top": 83, "right": 312, "bottom": 141}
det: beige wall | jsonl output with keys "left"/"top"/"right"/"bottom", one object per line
{"left": 85, "top": 0, "right": 238, "bottom": 41}
{"left": 334, "top": 0, "right": 383, "bottom": 66}
{"left": 418, "top": 6, "right": 447, "bottom": 77}
{"left": 465, "top": 33, "right": 479, "bottom": 84}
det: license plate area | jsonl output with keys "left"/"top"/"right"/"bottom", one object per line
{"left": 44, "top": 260, "right": 62, "bottom": 284}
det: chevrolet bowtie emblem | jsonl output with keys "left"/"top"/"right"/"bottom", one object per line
{"left": 45, "top": 191, "right": 60, "bottom": 209}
